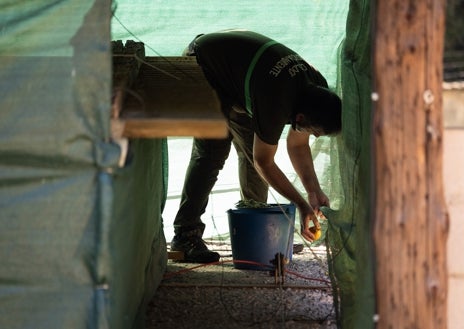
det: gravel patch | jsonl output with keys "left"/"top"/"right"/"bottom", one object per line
{"left": 146, "top": 241, "right": 337, "bottom": 329}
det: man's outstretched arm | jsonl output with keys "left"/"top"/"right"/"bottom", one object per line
{"left": 286, "top": 128, "right": 330, "bottom": 216}
{"left": 252, "top": 133, "right": 319, "bottom": 242}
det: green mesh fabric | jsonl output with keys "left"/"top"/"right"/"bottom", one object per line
{"left": 327, "top": 1, "right": 375, "bottom": 328}
{"left": 111, "top": 0, "right": 348, "bottom": 90}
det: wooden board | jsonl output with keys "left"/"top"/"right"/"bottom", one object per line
{"left": 167, "top": 251, "right": 185, "bottom": 261}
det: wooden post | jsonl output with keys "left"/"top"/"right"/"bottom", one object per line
{"left": 372, "top": 1, "right": 449, "bottom": 328}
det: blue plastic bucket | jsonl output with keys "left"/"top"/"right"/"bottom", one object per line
{"left": 227, "top": 203, "right": 295, "bottom": 270}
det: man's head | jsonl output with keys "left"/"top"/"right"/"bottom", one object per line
{"left": 293, "top": 85, "right": 342, "bottom": 136}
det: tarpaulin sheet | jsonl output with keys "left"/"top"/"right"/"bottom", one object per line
{"left": 0, "top": 1, "right": 168, "bottom": 328}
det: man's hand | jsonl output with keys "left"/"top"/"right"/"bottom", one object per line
{"left": 299, "top": 204, "right": 321, "bottom": 242}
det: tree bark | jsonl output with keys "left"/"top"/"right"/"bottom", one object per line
{"left": 372, "top": 1, "right": 449, "bottom": 328}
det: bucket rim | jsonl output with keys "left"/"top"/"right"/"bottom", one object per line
{"left": 227, "top": 203, "right": 295, "bottom": 214}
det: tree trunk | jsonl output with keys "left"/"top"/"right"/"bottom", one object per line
{"left": 372, "top": 1, "right": 449, "bottom": 328}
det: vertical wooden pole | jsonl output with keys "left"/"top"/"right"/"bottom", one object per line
{"left": 372, "top": 1, "right": 449, "bottom": 328}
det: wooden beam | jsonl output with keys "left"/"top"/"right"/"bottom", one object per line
{"left": 372, "top": 1, "right": 449, "bottom": 328}
{"left": 116, "top": 118, "right": 229, "bottom": 139}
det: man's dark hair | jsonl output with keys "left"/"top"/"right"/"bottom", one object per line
{"left": 297, "top": 85, "right": 342, "bottom": 135}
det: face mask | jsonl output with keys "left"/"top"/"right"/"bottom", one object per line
{"left": 294, "top": 123, "right": 325, "bottom": 137}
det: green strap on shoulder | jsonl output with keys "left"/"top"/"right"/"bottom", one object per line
{"left": 244, "top": 40, "right": 278, "bottom": 116}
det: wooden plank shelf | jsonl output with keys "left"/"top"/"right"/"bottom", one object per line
{"left": 111, "top": 50, "right": 227, "bottom": 139}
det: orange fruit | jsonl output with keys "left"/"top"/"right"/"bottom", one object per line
{"left": 309, "top": 227, "right": 322, "bottom": 241}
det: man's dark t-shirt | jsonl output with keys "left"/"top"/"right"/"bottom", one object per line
{"left": 194, "top": 30, "right": 328, "bottom": 145}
